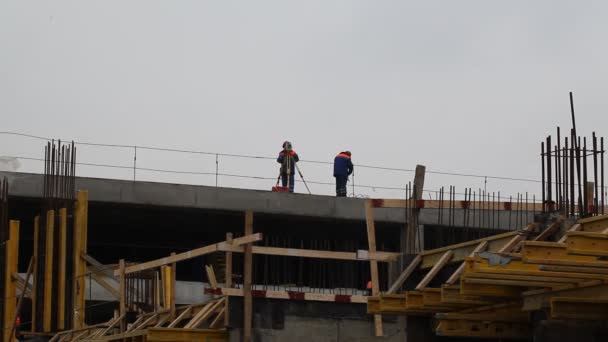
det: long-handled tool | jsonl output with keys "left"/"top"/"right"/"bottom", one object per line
{"left": 295, "top": 163, "right": 312, "bottom": 194}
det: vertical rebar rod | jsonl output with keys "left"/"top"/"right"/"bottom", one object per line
{"left": 564, "top": 139, "right": 569, "bottom": 216}
{"left": 215, "top": 154, "right": 219, "bottom": 187}
{"left": 546, "top": 136, "right": 552, "bottom": 208}
{"left": 555, "top": 126, "right": 563, "bottom": 211}
{"left": 593, "top": 133, "right": 599, "bottom": 215}
{"left": 541, "top": 142, "right": 546, "bottom": 211}
{"left": 570, "top": 130, "right": 576, "bottom": 217}
{"left": 602, "top": 137, "right": 605, "bottom": 215}
{"left": 577, "top": 136, "right": 583, "bottom": 216}
{"left": 583, "top": 137, "right": 589, "bottom": 216}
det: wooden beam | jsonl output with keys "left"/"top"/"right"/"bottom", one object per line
{"left": 170, "top": 252, "right": 177, "bottom": 319}
{"left": 497, "top": 223, "right": 538, "bottom": 253}
{"left": 232, "top": 232, "right": 263, "bottom": 246}
{"left": 185, "top": 298, "right": 225, "bottom": 329}
{"left": 115, "top": 233, "right": 263, "bottom": 276}
{"left": 88, "top": 271, "right": 120, "bottom": 299}
{"left": 118, "top": 259, "right": 126, "bottom": 333}
{"left": 224, "top": 232, "right": 232, "bottom": 328}
{"left": 205, "top": 265, "right": 218, "bottom": 289}
{"left": 43, "top": 210, "right": 54, "bottom": 333}
{"left": 409, "top": 164, "right": 425, "bottom": 254}
{"left": 533, "top": 219, "right": 565, "bottom": 242}
{"left": 419, "top": 231, "right": 519, "bottom": 269}
{"left": 386, "top": 255, "right": 421, "bottom": 294}
{"left": 82, "top": 253, "right": 116, "bottom": 278}
{"left": 557, "top": 223, "right": 582, "bottom": 243}
{"left": 217, "top": 244, "right": 396, "bottom": 262}
{"left": 365, "top": 200, "right": 383, "bottom": 337}
{"left": 167, "top": 305, "right": 193, "bottom": 328}
{"left": 3, "top": 220, "right": 19, "bottom": 342}
{"left": 73, "top": 190, "right": 88, "bottom": 329}
{"left": 31, "top": 216, "right": 38, "bottom": 332}
{"left": 445, "top": 241, "right": 488, "bottom": 285}
{"left": 209, "top": 307, "right": 225, "bottom": 329}
{"left": 416, "top": 250, "right": 453, "bottom": 290}
{"left": 57, "top": 208, "right": 67, "bottom": 330}
{"left": 243, "top": 211, "right": 253, "bottom": 342}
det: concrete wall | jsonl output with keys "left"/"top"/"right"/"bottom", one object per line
{"left": 2, "top": 171, "right": 536, "bottom": 228}
{"left": 229, "top": 315, "right": 405, "bottom": 342}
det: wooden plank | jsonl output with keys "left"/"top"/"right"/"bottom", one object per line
{"left": 364, "top": 200, "right": 383, "bottom": 337}
{"left": 209, "top": 307, "right": 225, "bottom": 329}
{"left": 167, "top": 305, "right": 193, "bottom": 328}
{"left": 184, "top": 298, "right": 225, "bottom": 329}
{"left": 416, "top": 250, "right": 453, "bottom": 290}
{"left": 3, "top": 220, "right": 19, "bottom": 342}
{"left": 533, "top": 219, "right": 564, "bottom": 242}
{"left": 31, "top": 216, "right": 38, "bottom": 332}
{"left": 224, "top": 232, "right": 232, "bottom": 328}
{"left": 88, "top": 271, "right": 120, "bottom": 299}
{"left": 205, "top": 265, "right": 218, "bottom": 289}
{"left": 419, "top": 231, "right": 519, "bottom": 269}
{"left": 82, "top": 253, "right": 116, "bottom": 278}
{"left": 446, "top": 241, "right": 488, "bottom": 285}
{"left": 217, "top": 244, "right": 395, "bottom": 262}
{"left": 118, "top": 259, "right": 126, "bottom": 333}
{"left": 43, "top": 210, "right": 54, "bottom": 333}
{"left": 409, "top": 164, "right": 425, "bottom": 254}
{"left": 243, "top": 211, "right": 253, "bottom": 342}
{"left": 115, "top": 233, "right": 263, "bottom": 276}
{"left": 73, "top": 190, "right": 88, "bottom": 329}
{"left": 170, "top": 252, "right": 177, "bottom": 319}
{"left": 497, "top": 223, "right": 538, "bottom": 253}
{"left": 231, "top": 232, "right": 263, "bottom": 246}
{"left": 57, "top": 208, "right": 67, "bottom": 330}
{"left": 557, "top": 223, "right": 582, "bottom": 243}
{"left": 387, "top": 255, "right": 422, "bottom": 294}
{"left": 97, "top": 314, "right": 125, "bottom": 337}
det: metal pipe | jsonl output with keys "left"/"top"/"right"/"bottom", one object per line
{"left": 602, "top": 137, "right": 605, "bottom": 215}
{"left": 570, "top": 130, "right": 576, "bottom": 216}
{"left": 557, "top": 127, "right": 562, "bottom": 211}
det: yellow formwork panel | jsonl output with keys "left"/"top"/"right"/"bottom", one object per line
{"left": 521, "top": 241, "right": 608, "bottom": 268}
{"left": 460, "top": 278, "right": 525, "bottom": 298}
{"left": 551, "top": 297, "right": 608, "bottom": 320}
{"left": 578, "top": 214, "right": 608, "bottom": 232}
{"left": 378, "top": 294, "right": 408, "bottom": 314}
{"left": 565, "top": 231, "right": 608, "bottom": 257}
{"left": 367, "top": 296, "right": 381, "bottom": 314}
{"left": 441, "top": 285, "right": 493, "bottom": 305}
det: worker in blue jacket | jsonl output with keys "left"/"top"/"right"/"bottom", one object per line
{"left": 333, "top": 151, "right": 353, "bottom": 197}
{"left": 277, "top": 141, "right": 299, "bottom": 193}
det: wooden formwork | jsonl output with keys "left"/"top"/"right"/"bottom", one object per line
{"left": 368, "top": 214, "right": 608, "bottom": 339}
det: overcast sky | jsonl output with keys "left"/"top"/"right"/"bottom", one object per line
{"left": 1, "top": 1, "right": 607, "bottom": 199}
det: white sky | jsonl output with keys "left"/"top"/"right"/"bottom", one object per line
{"left": 1, "top": 1, "right": 607, "bottom": 200}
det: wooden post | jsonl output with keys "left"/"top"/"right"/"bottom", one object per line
{"left": 43, "top": 210, "right": 54, "bottom": 333}
{"left": 410, "top": 165, "right": 426, "bottom": 254}
{"left": 170, "top": 252, "right": 177, "bottom": 319}
{"left": 224, "top": 232, "right": 233, "bottom": 328}
{"left": 31, "top": 216, "right": 39, "bottom": 332}
{"left": 3, "top": 220, "right": 19, "bottom": 342}
{"left": 364, "top": 200, "right": 383, "bottom": 336}
{"left": 586, "top": 182, "right": 595, "bottom": 215}
{"left": 118, "top": 259, "right": 126, "bottom": 332}
{"left": 73, "top": 190, "right": 88, "bottom": 329}
{"left": 57, "top": 208, "right": 67, "bottom": 330}
{"left": 243, "top": 211, "right": 253, "bottom": 342}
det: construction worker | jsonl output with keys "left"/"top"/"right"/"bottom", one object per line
{"left": 366, "top": 280, "right": 373, "bottom": 296}
{"left": 333, "top": 151, "right": 353, "bottom": 197}
{"left": 277, "top": 141, "right": 299, "bottom": 193}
